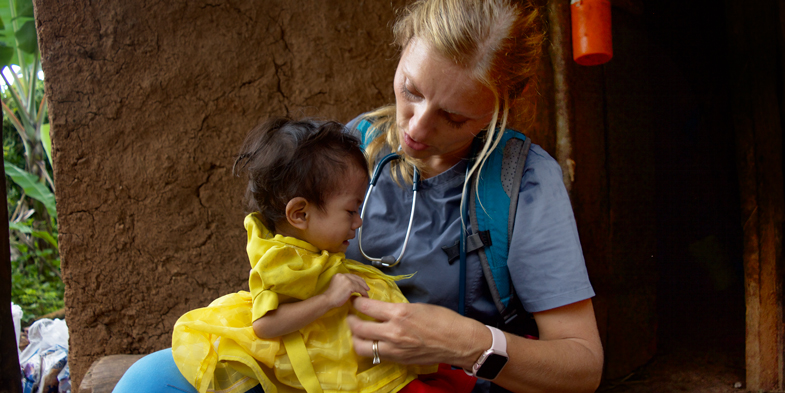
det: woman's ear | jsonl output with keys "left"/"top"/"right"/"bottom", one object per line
{"left": 285, "top": 197, "right": 309, "bottom": 230}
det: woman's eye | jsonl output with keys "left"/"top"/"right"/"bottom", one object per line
{"left": 400, "top": 80, "right": 421, "bottom": 101}
{"left": 401, "top": 85, "right": 418, "bottom": 100}
{"left": 444, "top": 113, "right": 468, "bottom": 129}
{"left": 445, "top": 117, "right": 467, "bottom": 129}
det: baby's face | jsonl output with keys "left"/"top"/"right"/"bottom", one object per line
{"left": 302, "top": 167, "right": 367, "bottom": 254}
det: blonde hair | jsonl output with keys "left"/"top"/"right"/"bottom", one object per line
{"left": 364, "top": 0, "right": 545, "bottom": 187}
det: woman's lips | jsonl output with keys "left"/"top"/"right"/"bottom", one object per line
{"left": 403, "top": 132, "right": 429, "bottom": 151}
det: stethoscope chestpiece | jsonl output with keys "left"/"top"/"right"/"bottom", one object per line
{"left": 371, "top": 255, "right": 398, "bottom": 268}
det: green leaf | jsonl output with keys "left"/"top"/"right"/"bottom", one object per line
{"left": 0, "top": 42, "right": 13, "bottom": 67}
{"left": 14, "top": 20, "right": 36, "bottom": 54}
{"left": 32, "top": 230, "right": 57, "bottom": 247}
{"left": 15, "top": 0, "right": 33, "bottom": 18}
{"left": 40, "top": 123, "right": 51, "bottom": 166}
{"left": 0, "top": 11, "right": 10, "bottom": 39}
{"left": 0, "top": 2, "right": 30, "bottom": 65}
{"left": 3, "top": 159, "right": 55, "bottom": 217}
{"left": 9, "top": 220, "right": 32, "bottom": 233}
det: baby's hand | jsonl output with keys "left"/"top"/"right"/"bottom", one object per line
{"left": 322, "top": 273, "right": 370, "bottom": 309}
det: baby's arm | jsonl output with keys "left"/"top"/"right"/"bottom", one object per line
{"left": 253, "top": 273, "right": 370, "bottom": 339}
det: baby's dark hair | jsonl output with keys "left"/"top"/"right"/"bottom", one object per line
{"left": 233, "top": 117, "right": 369, "bottom": 232}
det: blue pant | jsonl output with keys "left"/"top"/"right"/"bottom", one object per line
{"left": 112, "top": 348, "right": 263, "bottom": 393}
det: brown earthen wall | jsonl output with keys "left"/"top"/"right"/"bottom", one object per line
{"left": 33, "top": 0, "right": 405, "bottom": 388}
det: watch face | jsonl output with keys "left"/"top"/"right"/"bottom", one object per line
{"left": 476, "top": 353, "right": 509, "bottom": 380}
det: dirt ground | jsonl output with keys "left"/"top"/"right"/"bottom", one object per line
{"left": 598, "top": 288, "right": 747, "bottom": 392}
{"left": 598, "top": 341, "right": 745, "bottom": 392}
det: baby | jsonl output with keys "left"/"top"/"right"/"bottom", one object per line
{"left": 172, "top": 118, "right": 472, "bottom": 393}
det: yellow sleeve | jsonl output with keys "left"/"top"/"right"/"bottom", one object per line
{"left": 249, "top": 267, "right": 279, "bottom": 321}
{"left": 246, "top": 214, "right": 327, "bottom": 321}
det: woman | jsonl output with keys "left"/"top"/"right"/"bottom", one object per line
{"left": 114, "top": 0, "right": 602, "bottom": 392}
{"left": 342, "top": 0, "right": 602, "bottom": 391}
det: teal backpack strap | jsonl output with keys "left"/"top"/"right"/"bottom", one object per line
{"left": 468, "top": 129, "right": 531, "bottom": 324}
{"left": 353, "top": 118, "right": 375, "bottom": 149}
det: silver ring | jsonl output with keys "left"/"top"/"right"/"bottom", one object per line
{"left": 372, "top": 340, "right": 380, "bottom": 365}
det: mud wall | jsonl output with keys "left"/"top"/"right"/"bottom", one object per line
{"left": 33, "top": 0, "right": 405, "bottom": 388}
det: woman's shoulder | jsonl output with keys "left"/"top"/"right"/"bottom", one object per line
{"left": 521, "top": 144, "right": 565, "bottom": 190}
{"left": 525, "top": 144, "right": 561, "bottom": 173}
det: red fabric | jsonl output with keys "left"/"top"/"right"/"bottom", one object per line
{"left": 398, "top": 363, "right": 477, "bottom": 393}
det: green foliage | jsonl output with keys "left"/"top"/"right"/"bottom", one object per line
{"left": 5, "top": 161, "right": 55, "bottom": 217}
{"left": 0, "top": 0, "right": 37, "bottom": 69}
{"left": 9, "top": 218, "right": 62, "bottom": 326}
{"left": 0, "top": 0, "right": 61, "bottom": 326}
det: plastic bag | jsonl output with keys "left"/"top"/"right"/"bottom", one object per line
{"left": 19, "top": 319, "right": 70, "bottom": 393}
{"left": 57, "top": 363, "right": 70, "bottom": 393}
{"left": 11, "top": 302, "right": 23, "bottom": 355}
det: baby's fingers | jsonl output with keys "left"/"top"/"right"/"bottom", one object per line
{"left": 347, "top": 273, "right": 370, "bottom": 292}
{"left": 350, "top": 280, "right": 369, "bottom": 298}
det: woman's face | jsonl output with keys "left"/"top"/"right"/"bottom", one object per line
{"left": 394, "top": 39, "right": 496, "bottom": 175}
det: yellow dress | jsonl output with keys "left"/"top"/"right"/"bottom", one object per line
{"left": 172, "top": 213, "right": 436, "bottom": 393}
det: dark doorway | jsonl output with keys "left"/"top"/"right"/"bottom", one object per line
{"left": 601, "top": 0, "right": 746, "bottom": 390}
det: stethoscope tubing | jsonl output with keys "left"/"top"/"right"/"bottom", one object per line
{"left": 358, "top": 153, "right": 420, "bottom": 268}
{"left": 358, "top": 141, "right": 479, "bottom": 317}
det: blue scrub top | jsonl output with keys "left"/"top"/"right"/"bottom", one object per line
{"left": 344, "top": 141, "right": 595, "bottom": 327}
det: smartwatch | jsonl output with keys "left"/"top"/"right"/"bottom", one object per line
{"left": 464, "top": 325, "right": 509, "bottom": 380}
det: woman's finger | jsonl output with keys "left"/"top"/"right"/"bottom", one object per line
{"left": 348, "top": 300, "right": 483, "bottom": 366}
{"left": 346, "top": 313, "right": 380, "bottom": 341}
{"left": 351, "top": 334, "right": 374, "bottom": 358}
{"left": 350, "top": 329, "right": 402, "bottom": 364}
{"left": 350, "top": 296, "right": 397, "bottom": 322}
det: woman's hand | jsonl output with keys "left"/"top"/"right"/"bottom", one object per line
{"left": 346, "top": 296, "right": 488, "bottom": 368}
{"left": 349, "top": 297, "right": 604, "bottom": 393}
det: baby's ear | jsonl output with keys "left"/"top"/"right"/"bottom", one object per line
{"left": 285, "top": 197, "right": 309, "bottom": 230}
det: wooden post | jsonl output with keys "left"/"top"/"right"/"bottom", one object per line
{"left": 547, "top": 0, "right": 575, "bottom": 195}
{"left": 727, "top": 0, "right": 785, "bottom": 390}
{"left": 0, "top": 104, "right": 22, "bottom": 393}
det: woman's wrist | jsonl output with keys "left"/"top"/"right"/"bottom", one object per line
{"left": 453, "top": 316, "right": 493, "bottom": 369}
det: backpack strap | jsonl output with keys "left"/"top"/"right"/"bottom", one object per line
{"left": 353, "top": 118, "right": 376, "bottom": 149}
{"left": 468, "top": 129, "right": 531, "bottom": 324}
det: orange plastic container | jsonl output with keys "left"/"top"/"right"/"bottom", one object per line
{"left": 571, "top": 0, "right": 613, "bottom": 66}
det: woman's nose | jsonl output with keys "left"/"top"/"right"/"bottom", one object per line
{"left": 408, "top": 105, "right": 433, "bottom": 140}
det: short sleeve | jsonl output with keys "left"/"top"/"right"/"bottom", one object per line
{"left": 249, "top": 267, "right": 280, "bottom": 321}
{"left": 245, "top": 215, "right": 325, "bottom": 321}
{"left": 508, "top": 145, "right": 595, "bottom": 313}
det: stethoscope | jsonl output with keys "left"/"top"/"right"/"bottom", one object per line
{"left": 358, "top": 152, "right": 421, "bottom": 268}
{"left": 358, "top": 144, "right": 479, "bottom": 316}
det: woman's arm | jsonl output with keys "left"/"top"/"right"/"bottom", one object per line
{"left": 347, "top": 297, "right": 603, "bottom": 393}
{"left": 253, "top": 273, "right": 370, "bottom": 338}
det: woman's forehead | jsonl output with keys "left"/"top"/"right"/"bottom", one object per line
{"left": 399, "top": 40, "right": 495, "bottom": 119}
